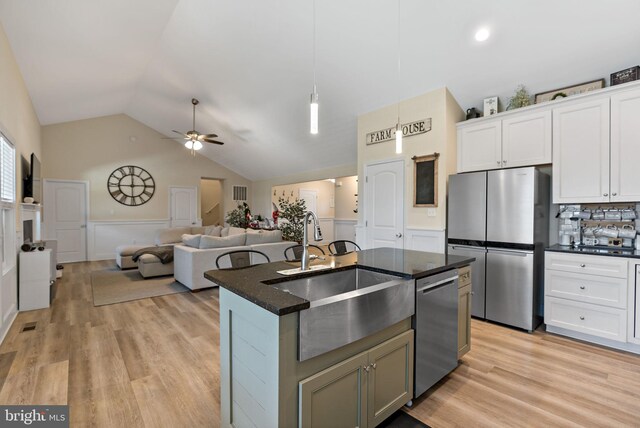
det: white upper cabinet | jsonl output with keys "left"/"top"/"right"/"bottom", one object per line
{"left": 457, "top": 120, "right": 502, "bottom": 172}
{"left": 457, "top": 111, "right": 552, "bottom": 173}
{"left": 610, "top": 88, "right": 640, "bottom": 202}
{"left": 552, "top": 98, "right": 610, "bottom": 204}
{"left": 502, "top": 110, "right": 552, "bottom": 168}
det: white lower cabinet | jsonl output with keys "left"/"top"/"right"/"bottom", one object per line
{"left": 545, "top": 252, "right": 640, "bottom": 352}
{"left": 545, "top": 297, "right": 627, "bottom": 342}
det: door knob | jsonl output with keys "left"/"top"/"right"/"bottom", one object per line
{"left": 396, "top": 233, "right": 403, "bottom": 238}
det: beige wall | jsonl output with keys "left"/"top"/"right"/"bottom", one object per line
{"left": 200, "top": 178, "right": 223, "bottom": 226}
{"left": 252, "top": 164, "right": 356, "bottom": 218}
{"left": 272, "top": 180, "right": 335, "bottom": 219}
{"left": 42, "top": 114, "right": 251, "bottom": 221}
{"left": 334, "top": 175, "right": 358, "bottom": 220}
{"left": 357, "top": 87, "right": 463, "bottom": 230}
{"left": 0, "top": 24, "right": 42, "bottom": 226}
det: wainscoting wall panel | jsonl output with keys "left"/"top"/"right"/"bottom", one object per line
{"left": 404, "top": 228, "right": 446, "bottom": 254}
{"left": 334, "top": 219, "right": 357, "bottom": 242}
{"left": 87, "top": 219, "right": 170, "bottom": 260}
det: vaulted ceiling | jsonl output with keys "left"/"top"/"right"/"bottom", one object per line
{"left": 1, "top": 0, "right": 639, "bottom": 181}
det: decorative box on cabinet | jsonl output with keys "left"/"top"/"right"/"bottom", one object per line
{"left": 457, "top": 265, "right": 471, "bottom": 358}
{"left": 19, "top": 249, "right": 52, "bottom": 311}
{"left": 299, "top": 330, "right": 414, "bottom": 428}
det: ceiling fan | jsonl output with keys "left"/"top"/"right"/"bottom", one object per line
{"left": 171, "top": 98, "right": 223, "bottom": 153}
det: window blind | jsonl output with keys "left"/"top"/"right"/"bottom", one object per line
{"left": 0, "top": 136, "right": 15, "bottom": 203}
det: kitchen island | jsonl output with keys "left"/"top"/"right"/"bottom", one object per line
{"left": 206, "top": 248, "right": 473, "bottom": 428}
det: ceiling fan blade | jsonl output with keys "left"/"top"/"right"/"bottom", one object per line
{"left": 201, "top": 133, "right": 219, "bottom": 139}
{"left": 203, "top": 138, "right": 224, "bottom": 145}
{"left": 172, "top": 130, "right": 188, "bottom": 137}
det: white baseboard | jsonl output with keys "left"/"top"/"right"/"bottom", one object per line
{"left": 546, "top": 324, "right": 640, "bottom": 355}
{"left": 87, "top": 219, "right": 170, "bottom": 260}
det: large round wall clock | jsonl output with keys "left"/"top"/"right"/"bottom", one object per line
{"left": 107, "top": 165, "right": 155, "bottom": 206}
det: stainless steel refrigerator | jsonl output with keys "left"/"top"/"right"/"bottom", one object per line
{"left": 447, "top": 167, "right": 549, "bottom": 331}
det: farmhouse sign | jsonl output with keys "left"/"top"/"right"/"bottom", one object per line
{"left": 366, "top": 118, "right": 432, "bottom": 145}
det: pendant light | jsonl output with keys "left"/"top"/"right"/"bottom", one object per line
{"left": 310, "top": 0, "right": 319, "bottom": 135}
{"left": 395, "top": 0, "right": 402, "bottom": 154}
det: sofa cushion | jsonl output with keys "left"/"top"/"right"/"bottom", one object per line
{"left": 190, "top": 226, "right": 205, "bottom": 235}
{"left": 182, "top": 234, "right": 202, "bottom": 248}
{"left": 204, "top": 225, "right": 222, "bottom": 237}
{"left": 228, "top": 227, "right": 246, "bottom": 236}
{"left": 199, "top": 233, "right": 246, "bottom": 249}
{"left": 220, "top": 227, "right": 229, "bottom": 237}
{"left": 155, "top": 227, "right": 191, "bottom": 245}
{"left": 246, "top": 229, "right": 282, "bottom": 245}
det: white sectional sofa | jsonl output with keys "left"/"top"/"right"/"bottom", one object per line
{"left": 174, "top": 228, "right": 296, "bottom": 290}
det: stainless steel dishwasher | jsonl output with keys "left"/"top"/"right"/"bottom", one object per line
{"left": 414, "top": 268, "right": 459, "bottom": 398}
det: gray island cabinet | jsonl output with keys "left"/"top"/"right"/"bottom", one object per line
{"left": 207, "top": 248, "right": 473, "bottom": 428}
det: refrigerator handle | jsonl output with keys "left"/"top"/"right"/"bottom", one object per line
{"left": 487, "top": 248, "right": 534, "bottom": 256}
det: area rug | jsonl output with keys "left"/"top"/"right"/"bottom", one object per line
{"left": 91, "top": 269, "right": 188, "bottom": 306}
{"left": 378, "top": 410, "right": 431, "bottom": 428}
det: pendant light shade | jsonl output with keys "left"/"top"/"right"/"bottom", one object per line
{"left": 310, "top": 88, "right": 319, "bottom": 135}
{"left": 193, "top": 140, "right": 203, "bottom": 151}
{"left": 395, "top": 122, "right": 402, "bottom": 154}
{"left": 184, "top": 140, "right": 193, "bottom": 150}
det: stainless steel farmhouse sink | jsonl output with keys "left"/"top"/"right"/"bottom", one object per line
{"left": 267, "top": 267, "right": 415, "bottom": 361}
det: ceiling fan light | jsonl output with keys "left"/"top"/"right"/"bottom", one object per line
{"left": 193, "top": 140, "right": 203, "bottom": 150}
{"left": 185, "top": 140, "right": 193, "bottom": 149}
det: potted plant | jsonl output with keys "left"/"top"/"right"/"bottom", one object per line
{"left": 277, "top": 197, "right": 307, "bottom": 243}
{"left": 225, "top": 202, "right": 251, "bottom": 228}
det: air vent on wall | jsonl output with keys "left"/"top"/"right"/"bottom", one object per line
{"left": 232, "top": 185, "right": 248, "bottom": 202}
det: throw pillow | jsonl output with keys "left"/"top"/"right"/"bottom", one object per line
{"left": 182, "top": 234, "right": 202, "bottom": 248}
{"left": 245, "top": 229, "right": 283, "bottom": 245}
{"left": 204, "top": 225, "right": 223, "bottom": 237}
{"left": 228, "top": 227, "right": 246, "bottom": 236}
{"left": 155, "top": 227, "right": 191, "bottom": 245}
{"left": 199, "top": 233, "right": 247, "bottom": 249}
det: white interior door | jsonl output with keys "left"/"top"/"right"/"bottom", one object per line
{"left": 43, "top": 180, "right": 87, "bottom": 263}
{"left": 364, "top": 160, "right": 404, "bottom": 249}
{"left": 299, "top": 189, "right": 319, "bottom": 241}
{"left": 170, "top": 186, "right": 198, "bottom": 227}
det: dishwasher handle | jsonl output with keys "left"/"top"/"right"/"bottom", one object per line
{"left": 417, "top": 275, "right": 458, "bottom": 293}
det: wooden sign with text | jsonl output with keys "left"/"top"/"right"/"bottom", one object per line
{"left": 366, "top": 118, "right": 432, "bottom": 145}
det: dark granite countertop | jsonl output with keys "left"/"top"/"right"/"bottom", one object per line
{"left": 204, "top": 247, "right": 474, "bottom": 316}
{"left": 546, "top": 244, "right": 640, "bottom": 259}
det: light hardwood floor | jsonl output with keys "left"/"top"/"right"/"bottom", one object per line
{"left": 1, "top": 261, "right": 639, "bottom": 427}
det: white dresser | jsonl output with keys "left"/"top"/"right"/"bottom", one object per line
{"left": 544, "top": 250, "right": 640, "bottom": 353}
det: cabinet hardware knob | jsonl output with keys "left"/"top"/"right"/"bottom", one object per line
{"left": 396, "top": 233, "right": 403, "bottom": 238}
{"left": 579, "top": 316, "right": 585, "bottom": 320}
{"left": 363, "top": 365, "right": 370, "bottom": 372}
{"left": 471, "top": 292, "right": 475, "bottom": 295}
{"left": 503, "top": 160, "right": 507, "bottom": 164}
{"left": 612, "top": 193, "right": 617, "bottom": 196}
{"left": 604, "top": 193, "right": 609, "bottom": 197}
{"left": 580, "top": 285, "right": 585, "bottom": 290}
{"left": 496, "top": 161, "right": 500, "bottom": 165}
{"left": 579, "top": 264, "right": 586, "bottom": 268}
{"left": 371, "top": 363, "right": 376, "bottom": 370}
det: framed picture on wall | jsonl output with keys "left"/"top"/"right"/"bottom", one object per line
{"left": 413, "top": 153, "right": 439, "bottom": 207}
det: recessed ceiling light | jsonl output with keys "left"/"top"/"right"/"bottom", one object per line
{"left": 475, "top": 27, "right": 490, "bottom": 42}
